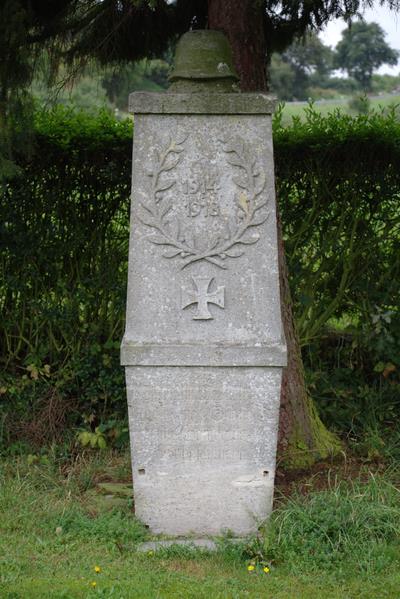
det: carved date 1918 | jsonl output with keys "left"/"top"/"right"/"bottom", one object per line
{"left": 138, "top": 135, "right": 268, "bottom": 271}
{"left": 182, "top": 169, "right": 221, "bottom": 218}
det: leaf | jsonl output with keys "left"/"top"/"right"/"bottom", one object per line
{"left": 155, "top": 179, "right": 175, "bottom": 193}
{"left": 383, "top": 363, "right": 396, "bottom": 378}
{"left": 209, "top": 236, "right": 222, "bottom": 250}
{"left": 160, "top": 201, "right": 173, "bottom": 218}
{"left": 163, "top": 249, "right": 182, "bottom": 258}
{"left": 26, "top": 364, "right": 39, "bottom": 380}
{"left": 254, "top": 172, "right": 266, "bottom": 194}
{"left": 232, "top": 175, "right": 247, "bottom": 189}
{"left": 137, "top": 214, "right": 155, "bottom": 228}
{"left": 174, "top": 133, "right": 187, "bottom": 145}
{"left": 237, "top": 234, "right": 260, "bottom": 245}
{"left": 249, "top": 215, "right": 268, "bottom": 227}
{"left": 173, "top": 218, "right": 181, "bottom": 240}
{"left": 162, "top": 156, "right": 180, "bottom": 172}
{"left": 238, "top": 192, "right": 249, "bottom": 215}
{"left": 225, "top": 250, "right": 244, "bottom": 258}
{"left": 139, "top": 202, "right": 155, "bottom": 215}
{"left": 149, "top": 235, "right": 173, "bottom": 246}
{"left": 227, "top": 155, "right": 244, "bottom": 168}
{"left": 221, "top": 141, "right": 236, "bottom": 153}
{"left": 254, "top": 200, "right": 267, "bottom": 211}
{"left": 223, "top": 138, "right": 244, "bottom": 155}
{"left": 97, "top": 436, "right": 107, "bottom": 449}
{"left": 77, "top": 431, "right": 92, "bottom": 447}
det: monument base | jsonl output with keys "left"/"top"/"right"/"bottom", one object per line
{"left": 137, "top": 539, "right": 219, "bottom": 553}
{"left": 126, "top": 365, "right": 281, "bottom": 536}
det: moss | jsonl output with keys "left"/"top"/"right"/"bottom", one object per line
{"left": 282, "top": 395, "right": 342, "bottom": 470}
{"left": 169, "top": 30, "right": 238, "bottom": 82}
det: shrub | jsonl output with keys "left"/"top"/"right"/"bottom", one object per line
{"left": 1, "top": 106, "right": 399, "bottom": 446}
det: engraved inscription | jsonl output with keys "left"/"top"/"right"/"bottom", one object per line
{"left": 182, "top": 160, "right": 221, "bottom": 218}
{"left": 138, "top": 135, "right": 269, "bottom": 270}
{"left": 165, "top": 447, "right": 246, "bottom": 462}
{"left": 181, "top": 276, "right": 225, "bottom": 320}
{"left": 128, "top": 385, "right": 274, "bottom": 465}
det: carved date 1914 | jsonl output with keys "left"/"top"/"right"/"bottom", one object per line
{"left": 138, "top": 135, "right": 268, "bottom": 271}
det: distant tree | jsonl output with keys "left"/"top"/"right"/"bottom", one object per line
{"left": 296, "top": 34, "right": 331, "bottom": 97}
{"left": 270, "top": 33, "right": 333, "bottom": 100}
{"left": 269, "top": 54, "right": 296, "bottom": 100}
{"left": 371, "top": 73, "right": 400, "bottom": 94}
{"left": 101, "top": 59, "right": 170, "bottom": 110}
{"left": 321, "top": 76, "right": 358, "bottom": 94}
{"left": 334, "top": 21, "right": 399, "bottom": 91}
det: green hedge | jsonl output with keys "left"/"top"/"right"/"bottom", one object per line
{"left": 274, "top": 106, "right": 400, "bottom": 346}
{"left": 1, "top": 106, "right": 399, "bottom": 446}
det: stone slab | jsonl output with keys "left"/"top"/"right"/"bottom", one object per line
{"left": 137, "top": 539, "right": 219, "bottom": 552}
{"left": 129, "top": 92, "right": 276, "bottom": 115}
{"left": 122, "top": 95, "right": 286, "bottom": 536}
{"left": 121, "top": 113, "right": 285, "bottom": 363}
{"left": 126, "top": 366, "right": 281, "bottom": 536}
{"left": 121, "top": 342, "right": 286, "bottom": 367}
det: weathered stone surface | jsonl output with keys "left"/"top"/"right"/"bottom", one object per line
{"left": 122, "top": 89, "right": 286, "bottom": 536}
{"left": 128, "top": 92, "right": 276, "bottom": 114}
{"left": 169, "top": 29, "right": 239, "bottom": 83}
{"left": 127, "top": 366, "right": 281, "bottom": 535}
{"left": 137, "top": 539, "right": 220, "bottom": 552}
{"left": 123, "top": 114, "right": 283, "bottom": 356}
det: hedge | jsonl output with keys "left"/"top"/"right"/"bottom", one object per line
{"left": 1, "top": 106, "right": 399, "bottom": 443}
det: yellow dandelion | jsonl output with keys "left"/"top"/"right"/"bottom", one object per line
{"left": 91, "top": 581, "right": 97, "bottom": 588}
{"left": 147, "top": 550, "right": 154, "bottom": 557}
{"left": 247, "top": 564, "right": 255, "bottom": 572}
{"left": 94, "top": 565, "right": 101, "bottom": 573}
{"left": 263, "top": 566, "right": 270, "bottom": 574}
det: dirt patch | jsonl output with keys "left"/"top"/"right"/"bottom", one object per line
{"left": 161, "top": 559, "right": 209, "bottom": 578}
{"left": 13, "top": 388, "right": 76, "bottom": 447}
{"left": 274, "top": 453, "right": 387, "bottom": 505}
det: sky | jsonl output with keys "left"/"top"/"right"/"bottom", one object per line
{"left": 320, "top": 3, "right": 400, "bottom": 75}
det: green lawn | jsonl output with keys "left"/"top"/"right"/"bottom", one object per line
{"left": 280, "top": 94, "right": 400, "bottom": 125}
{"left": 1, "top": 451, "right": 399, "bottom": 598}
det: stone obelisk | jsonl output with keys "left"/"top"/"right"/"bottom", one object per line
{"left": 121, "top": 30, "right": 286, "bottom": 536}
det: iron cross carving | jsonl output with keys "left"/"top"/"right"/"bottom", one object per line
{"left": 181, "top": 276, "right": 225, "bottom": 320}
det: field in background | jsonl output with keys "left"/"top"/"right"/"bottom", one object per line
{"left": 280, "top": 94, "right": 400, "bottom": 124}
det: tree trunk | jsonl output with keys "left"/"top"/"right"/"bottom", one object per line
{"left": 208, "top": 0, "right": 267, "bottom": 91}
{"left": 208, "top": 0, "right": 341, "bottom": 468}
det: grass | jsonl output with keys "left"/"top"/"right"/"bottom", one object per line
{"left": 1, "top": 451, "right": 400, "bottom": 598}
{"left": 280, "top": 94, "right": 400, "bottom": 125}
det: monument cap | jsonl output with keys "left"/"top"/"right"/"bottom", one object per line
{"left": 169, "top": 29, "right": 239, "bottom": 86}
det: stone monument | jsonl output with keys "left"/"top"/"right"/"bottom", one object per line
{"left": 121, "top": 30, "right": 286, "bottom": 537}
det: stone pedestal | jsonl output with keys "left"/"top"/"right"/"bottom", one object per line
{"left": 121, "top": 87, "right": 286, "bottom": 536}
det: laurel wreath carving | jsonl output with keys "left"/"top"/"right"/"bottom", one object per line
{"left": 138, "top": 135, "right": 268, "bottom": 270}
